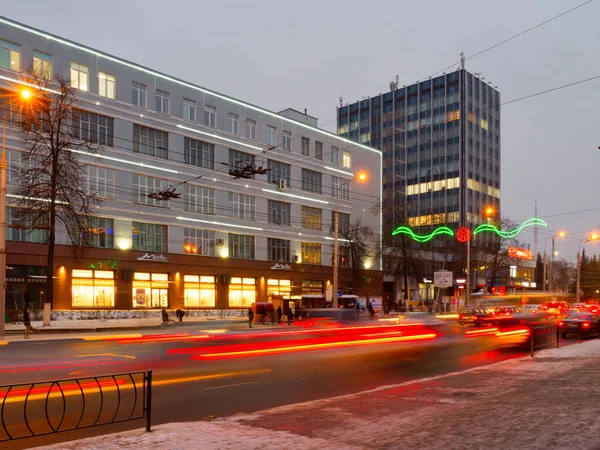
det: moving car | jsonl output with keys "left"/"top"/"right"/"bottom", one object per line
{"left": 558, "top": 312, "right": 600, "bottom": 338}
{"left": 457, "top": 308, "right": 493, "bottom": 327}
{"left": 493, "top": 306, "right": 522, "bottom": 317}
{"left": 542, "top": 301, "right": 569, "bottom": 316}
{"left": 521, "top": 304, "right": 543, "bottom": 314}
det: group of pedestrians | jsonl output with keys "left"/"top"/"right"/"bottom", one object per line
{"left": 248, "top": 305, "right": 293, "bottom": 328}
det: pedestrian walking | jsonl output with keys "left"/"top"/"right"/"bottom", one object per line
{"left": 355, "top": 301, "right": 360, "bottom": 320}
{"left": 286, "top": 308, "right": 294, "bottom": 326}
{"left": 277, "top": 306, "right": 283, "bottom": 324}
{"left": 23, "top": 294, "right": 32, "bottom": 339}
{"left": 248, "top": 307, "right": 254, "bottom": 328}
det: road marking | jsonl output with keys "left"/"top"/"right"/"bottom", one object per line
{"left": 83, "top": 334, "right": 143, "bottom": 341}
{"left": 198, "top": 329, "right": 228, "bottom": 334}
{"left": 77, "top": 353, "right": 137, "bottom": 360}
{"left": 153, "top": 369, "right": 270, "bottom": 387}
{"left": 203, "top": 380, "right": 260, "bottom": 391}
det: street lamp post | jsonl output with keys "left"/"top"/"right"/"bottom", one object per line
{"left": 1, "top": 88, "right": 32, "bottom": 337}
{"left": 332, "top": 172, "right": 366, "bottom": 309}
{"left": 576, "top": 234, "right": 599, "bottom": 304}
{"left": 543, "top": 232, "right": 565, "bottom": 292}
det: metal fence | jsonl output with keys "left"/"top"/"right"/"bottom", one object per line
{"left": 0, "top": 370, "right": 152, "bottom": 442}
{"left": 530, "top": 325, "right": 559, "bottom": 356}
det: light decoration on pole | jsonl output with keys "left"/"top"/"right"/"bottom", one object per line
{"left": 391, "top": 226, "right": 454, "bottom": 243}
{"left": 473, "top": 218, "right": 547, "bottom": 239}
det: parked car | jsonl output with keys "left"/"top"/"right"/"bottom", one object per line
{"left": 457, "top": 307, "right": 493, "bottom": 327}
{"left": 558, "top": 312, "right": 600, "bottom": 338}
{"left": 582, "top": 303, "right": 600, "bottom": 314}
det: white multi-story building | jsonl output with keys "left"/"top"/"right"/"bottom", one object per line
{"left": 0, "top": 16, "right": 381, "bottom": 311}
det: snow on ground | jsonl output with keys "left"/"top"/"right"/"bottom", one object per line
{"left": 37, "top": 338, "right": 600, "bottom": 450}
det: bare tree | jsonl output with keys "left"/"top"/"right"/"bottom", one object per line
{"left": 335, "top": 218, "right": 374, "bottom": 296}
{"left": 550, "top": 258, "right": 576, "bottom": 294}
{"left": 16, "top": 72, "right": 101, "bottom": 306}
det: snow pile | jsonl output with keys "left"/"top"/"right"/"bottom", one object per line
{"left": 535, "top": 338, "right": 600, "bottom": 358}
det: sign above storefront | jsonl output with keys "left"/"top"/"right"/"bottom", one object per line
{"left": 508, "top": 247, "right": 532, "bottom": 260}
{"left": 271, "top": 263, "right": 292, "bottom": 270}
{"left": 137, "top": 253, "right": 168, "bottom": 262}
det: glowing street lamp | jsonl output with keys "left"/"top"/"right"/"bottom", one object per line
{"left": 1, "top": 87, "right": 34, "bottom": 337}
{"left": 576, "top": 233, "right": 600, "bottom": 304}
{"left": 332, "top": 172, "right": 367, "bottom": 308}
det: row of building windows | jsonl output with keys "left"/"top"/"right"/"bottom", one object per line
{"left": 0, "top": 39, "right": 352, "bottom": 167}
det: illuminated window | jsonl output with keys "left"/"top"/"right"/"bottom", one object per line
{"left": 343, "top": 151, "right": 351, "bottom": 168}
{"left": 0, "top": 40, "right": 20, "bottom": 72}
{"left": 72, "top": 269, "right": 115, "bottom": 308}
{"left": 184, "top": 228, "right": 215, "bottom": 256}
{"left": 98, "top": 72, "right": 115, "bottom": 99}
{"left": 301, "top": 206, "right": 322, "bottom": 230}
{"left": 132, "top": 272, "right": 169, "bottom": 308}
{"left": 33, "top": 50, "right": 52, "bottom": 79}
{"left": 267, "top": 279, "right": 291, "bottom": 299}
{"left": 301, "top": 242, "right": 322, "bottom": 265}
{"left": 80, "top": 216, "right": 114, "bottom": 248}
{"left": 228, "top": 277, "right": 256, "bottom": 307}
{"left": 70, "top": 62, "right": 88, "bottom": 91}
{"left": 302, "top": 280, "right": 323, "bottom": 295}
{"left": 480, "top": 118, "right": 489, "bottom": 131}
{"left": 184, "top": 275, "right": 216, "bottom": 307}
{"left": 446, "top": 111, "right": 460, "bottom": 122}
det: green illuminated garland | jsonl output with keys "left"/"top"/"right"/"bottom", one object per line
{"left": 473, "top": 218, "right": 547, "bottom": 238}
{"left": 391, "top": 226, "right": 454, "bottom": 243}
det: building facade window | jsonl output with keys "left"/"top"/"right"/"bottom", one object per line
{"left": 228, "top": 277, "right": 256, "bottom": 307}
{"left": 245, "top": 119, "right": 256, "bottom": 140}
{"left": 315, "top": 141, "right": 323, "bottom": 160}
{"left": 184, "top": 137, "right": 214, "bottom": 169}
{"left": 267, "top": 159, "right": 291, "bottom": 186}
{"left": 85, "top": 166, "right": 114, "bottom": 199}
{"left": 267, "top": 200, "right": 290, "bottom": 225}
{"left": 228, "top": 192, "right": 255, "bottom": 220}
{"left": 6, "top": 207, "right": 47, "bottom": 243}
{"left": 301, "top": 206, "right": 322, "bottom": 230}
{"left": 301, "top": 242, "right": 322, "bottom": 265}
{"left": 282, "top": 131, "right": 291, "bottom": 150}
{"left": 183, "top": 98, "right": 196, "bottom": 121}
{"left": 73, "top": 110, "right": 114, "bottom": 147}
{"left": 133, "top": 124, "right": 169, "bottom": 159}
{"left": 133, "top": 174, "right": 169, "bottom": 207}
{"left": 132, "top": 272, "right": 169, "bottom": 308}
{"left": 70, "top": 62, "right": 88, "bottom": 91}
{"left": 229, "top": 113, "right": 239, "bottom": 134}
{"left": 132, "top": 82, "right": 146, "bottom": 108}
{"left": 267, "top": 238, "right": 290, "bottom": 262}
{"left": 204, "top": 105, "right": 216, "bottom": 128}
{"left": 301, "top": 137, "right": 310, "bottom": 156}
{"left": 71, "top": 269, "right": 115, "bottom": 308}
{"left": 98, "top": 72, "right": 115, "bottom": 99}
{"left": 132, "top": 222, "right": 168, "bottom": 252}
{"left": 301, "top": 168, "right": 322, "bottom": 194}
{"left": 267, "top": 279, "right": 291, "bottom": 299}
{"left": 332, "top": 176, "right": 350, "bottom": 200}
{"left": 302, "top": 280, "right": 323, "bottom": 295}
{"left": 183, "top": 228, "right": 215, "bottom": 256}
{"left": 155, "top": 89, "right": 169, "bottom": 114}
{"left": 228, "top": 233, "right": 255, "bottom": 260}
{"left": 267, "top": 125, "right": 276, "bottom": 146}
{"left": 184, "top": 275, "right": 216, "bottom": 307}
{"left": 183, "top": 185, "right": 215, "bottom": 214}
{"left": 331, "top": 146, "right": 339, "bottom": 165}
{"left": 33, "top": 50, "right": 52, "bottom": 79}
{"left": 0, "top": 40, "right": 20, "bottom": 72}
{"left": 81, "top": 216, "right": 114, "bottom": 248}
{"left": 333, "top": 211, "right": 350, "bottom": 234}
{"left": 343, "top": 150, "right": 352, "bottom": 168}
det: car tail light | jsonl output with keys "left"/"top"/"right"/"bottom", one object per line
{"left": 543, "top": 305, "right": 548, "bottom": 310}
{"left": 583, "top": 322, "right": 591, "bottom": 328}
{"left": 558, "top": 322, "right": 564, "bottom": 327}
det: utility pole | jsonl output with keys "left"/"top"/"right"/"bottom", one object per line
{"left": 549, "top": 238, "right": 555, "bottom": 292}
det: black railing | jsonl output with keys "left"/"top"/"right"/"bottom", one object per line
{"left": 0, "top": 370, "right": 151, "bottom": 442}
{"left": 530, "top": 325, "right": 560, "bottom": 356}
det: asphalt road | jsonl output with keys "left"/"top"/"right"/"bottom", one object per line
{"left": 0, "top": 322, "right": 528, "bottom": 449}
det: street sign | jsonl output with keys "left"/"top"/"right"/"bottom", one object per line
{"left": 434, "top": 270, "right": 453, "bottom": 288}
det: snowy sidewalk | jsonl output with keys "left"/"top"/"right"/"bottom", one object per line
{"left": 38, "top": 339, "right": 600, "bottom": 450}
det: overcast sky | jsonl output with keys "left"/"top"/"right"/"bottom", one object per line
{"left": 2, "top": 0, "right": 599, "bottom": 262}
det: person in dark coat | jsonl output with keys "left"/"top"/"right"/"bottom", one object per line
{"left": 277, "top": 306, "right": 283, "bottom": 324}
{"left": 23, "top": 291, "right": 32, "bottom": 339}
{"left": 286, "top": 308, "right": 294, "bottom": 326}
{"left": 248, "top": 307, "right": 255, "bottom": 328}
{"left": 176, "top": 309, "right": 185, "bottom": 322}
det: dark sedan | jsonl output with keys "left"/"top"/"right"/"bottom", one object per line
{"left": 558, "top": 312, "right": 600, "bottom": 338}
{"left": 457, "top": 307, "right": 493, "bottom": 327}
